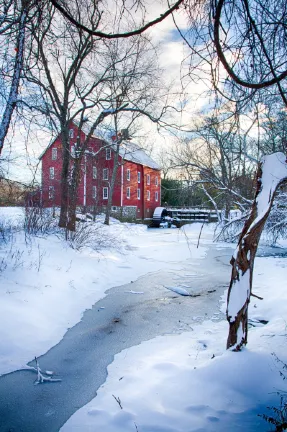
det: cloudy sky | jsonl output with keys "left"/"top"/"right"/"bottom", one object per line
{"left": 1, "top": 1, "right": 214, "bottom": 184}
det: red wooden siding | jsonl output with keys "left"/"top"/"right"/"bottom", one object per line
{"left": 41, "top": 123, "right": 161, "bottom": 218}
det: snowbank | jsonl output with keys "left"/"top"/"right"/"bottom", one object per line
{"left": 61, "top": 255, "right": 287, "bottom": 432}
{"left": 0, "top": 211, "right": 209, "bottom": 375}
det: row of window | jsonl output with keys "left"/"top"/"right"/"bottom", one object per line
{"left": 49, "top": 166, "right": 159, "bottom": 186}
{"left": 126, "top": 187, "right": 158, "bottom": 201}
{"left": 48, "top": 186, "right": 158, "bottom": 201}
{"left": 51, "top": 146, "right": 112, "bottom": 161}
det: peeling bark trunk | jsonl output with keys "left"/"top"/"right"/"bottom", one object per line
{"left": 226, "top": 152, "right": 287, "bottom": 350}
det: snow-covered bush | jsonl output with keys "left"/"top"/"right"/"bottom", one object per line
{"left": 0, "top": 210, "right": 23, "bottom": 244}
{"left": 23, "top": 206, "right": 58, "bottom": 236}
{"left": 214, "top": 212, "right": 249, "bottom": 242}
{"left": 66, "top": 221, "right": 123, "bottom": 252}
{"left": 264, "top": 190, "right": 287, "bottom": 245}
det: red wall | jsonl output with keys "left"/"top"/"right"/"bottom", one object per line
{"left": 41, "top": 124, "right": 161, "bottom": 218}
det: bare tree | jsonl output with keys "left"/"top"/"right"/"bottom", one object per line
{"left": 181, "top": 0, "right": 287, "bottom": 349}
{"left": 0, "top": 0, "right": 185, "bottom": 154}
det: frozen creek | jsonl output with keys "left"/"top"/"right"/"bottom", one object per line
{"left": 0, "top": 245, "right": 234, "bottom": 432}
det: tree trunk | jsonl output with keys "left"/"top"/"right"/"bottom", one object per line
{"left": 66, "top": 158, "right": 82, "bottom": 232}
{"left": 226, "top": 152, "right": 287, "bottom": 350}
{"left": 59, "top": 128, "right": 70, "bottom": 228}
{"left": 0, "top": 3, "right": 27, "bottom": 154}
{"left": 104, "top": 142, "right": 120, "bottom": 226}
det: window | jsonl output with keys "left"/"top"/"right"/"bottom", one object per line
{"left": 137, "top": 188, "right": 140, "bottom": 200}
{"left": 52, "top": 148, "right": 57, "bottom": 160}
{"left": 103, "top": 168, "right": 109, "bottom": 180}
{"left": 127, "top": 187, "right": 130, "bottom": 199}
{"left": 147, "top": 174, "right": 150, "bottom": 185}
{"left": 106, "top": 148, "right": 112, "bottom": 160}
{"left": 92, "top": 186, "right": 97, "bottom": 199}
{"left": 127, "top": 169, "right": 130, "bottom": 181}
{"left": 93, "top": 166, "right": 97, "bottom": 179}
{"left": 49, "top": 186, "right": 54, "bottom": 199}
{"left": 155, "top": 191, "right": 158, "bottom": 202}
{"left": 69, "top": 128, "right": 74, "bottom": 138}
{"left": 147, "top": 190, "right": 150, "bottom": 201}
{"left": 137, "top": 171, "right": 141, "bottom": 183}
{"left": 155, "top": 176, "right": 158, "bottom": 186}
{"left": 49, "top": 167, "right": 55, "bottom": 179}
{"left": 103, "top": 187, "right": 108, "bottom": 199}
{"left": 71, "top": 146, "right": 75, "bottom": 157}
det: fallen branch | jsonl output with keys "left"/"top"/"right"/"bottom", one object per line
{"left": 112, "top": 394, "right": 123, "bottom": 409}
{"left": 34, "top": 357, "right": 61, "bottom": 385}
{"left": 251, "top": 293, "right": 263, "bottom": 300}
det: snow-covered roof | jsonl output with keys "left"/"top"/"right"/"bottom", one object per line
{"left": 118, "top": 141, "right": 160, "bottom": 170}
{"left": 39, "top": 122, "right": 160, "bottom": 170}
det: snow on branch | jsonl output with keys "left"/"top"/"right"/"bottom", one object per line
{"left": 226, "top": 152, "right": 287, "bottom": 350}
{"left": 247, "top": 153, "right": 287, "bottom": 234}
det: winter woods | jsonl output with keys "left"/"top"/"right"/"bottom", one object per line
{"left": 1, "top": 0, "right": 287, "bottom": 352}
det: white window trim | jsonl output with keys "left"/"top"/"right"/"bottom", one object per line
{"left": 155, "top": 191, "right": 159, "bottom": 202}
{"left": 155, "top": 176, "right": 158, "bottom": 186}
{"left": 137, "top": 172, "right": 140, "bottom": 183}
{"left": 69, "top": 128, "right": 74, "bottom": 138}
{"left": 71, "top": 145, "right": 75, "bottom": 157}
{"left": 93, "top": 166, "right": 97, "bottom": 179}
{"left": 137, "top": 188, "right": 140, "bottom": 200}
{"left": 52, "top": 148, "right": 57, "bottom": 160}
{"left": 103, "top": 168, "right": 109, "bottom": 180}
{"left": 147, "top": 190, "right": 150, "bottom": 201}
{"left": 92, "top": 186, "right": 97, "bottom": 199}
{"left": 106, "top": 148, "right": 112, "bottom": 160}
{"left": 127, "top": 169, "right": 131, "bottom": 181}
{"left": 147, "top": 174, "right": 150, "bottom": 185}
{"left": 127, "top": 187, "right": 130, "bottom": 199}
{"left": 103, "top": 187, "right": 109, "bottom": 199}
{"left": 49, "top": 167, "right": 55, "bottom": 180}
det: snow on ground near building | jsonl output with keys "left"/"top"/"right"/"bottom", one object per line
{"left": 61, "top": 255, "right": 287, "bottom": 432}
{"left": 0, "top": 208, "right": 210, "bottom": 376}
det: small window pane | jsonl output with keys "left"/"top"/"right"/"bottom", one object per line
{"left": 92, "top": 186, "right": 97, "bottom": 199}
{"left": 103, "top": 187, "right": 108, "bottom": 199}
{"left": 69, "top": 129, "right": 74, "bottom": 138}
{"left": 137, "top": 172, "right": 140, "bottom": 183}
{"left": 155, "top": 177, "right": 158, "bottom": 186}
{"left": 155, "top": 191, "right": 158, "bottom": 201}
{"left": 106, "top": 148, "right": 112, "bottom": 160}
{"left": 52, "top": 148, "right": 57, "bottom": 160}
{"left": 49, "top": 167, "right": 54, "bottom": 179}
{"left": 103, "top": 168, "right": 108, "bottom": 180}
{"left": 147, "top": 190, "right": 150, "bottom": 201}
{"left": 127, "top": 187, "right": 130, "bottom": 199}
{"left": 137, "top": 188, "right": 140, "bottom": 199}
{"left": 49, "top": 186, "right": 54, "bottom": 199}
{"left": 147, "top": 174, "right": 150, "bottom": 185}
{"left": 93, "top": 166, "right": 97, "bottom": 179}
{"left": 127, "top": 169, "right": 130, "bottom": 181}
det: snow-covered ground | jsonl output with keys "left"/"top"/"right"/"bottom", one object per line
{"left": 61, "top": 255, "right": 287, "bottom": 431}
{"left": 1, "top": 207, "right": 287, "bottom": 431}
{"left": 0, "top": 208, "right": 208, "bottom": 376}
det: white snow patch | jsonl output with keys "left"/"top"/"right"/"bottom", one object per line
{"left": 227, "top": 269, "right": 250, "bottom": 321}
{"left": 164, "top": 286, "right": 190, "bottom": 296}
{"left": 61, "top": 254, "right": 287, "bottom": 432}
